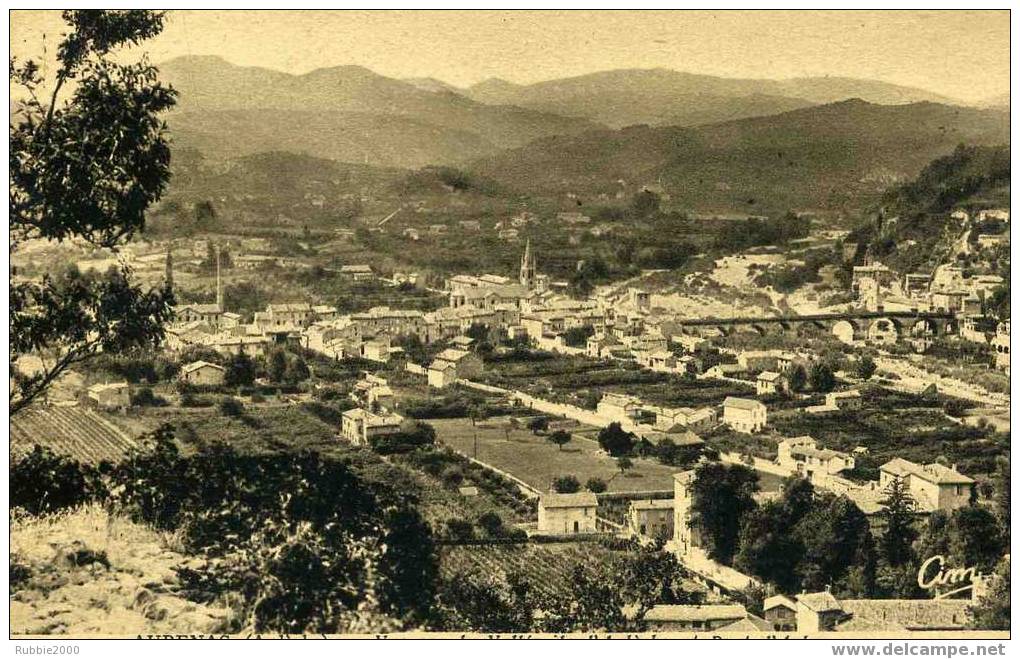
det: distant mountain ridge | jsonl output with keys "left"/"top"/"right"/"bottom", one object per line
{"left": 463, "top": 68, "right": 966, "bottom": 128}
{"left": 158, "top": 55, "right": 602, "bottom": 168}
{"left": 470, "top": 99, "right": 1009, "bottom": 212}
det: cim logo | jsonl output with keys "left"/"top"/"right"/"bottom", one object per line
{"left": 916, "top": 555, "right": 983, "bottom": 599}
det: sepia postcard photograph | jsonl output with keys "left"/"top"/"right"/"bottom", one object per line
{"left": 7, "top": 5, "right": 1013, "bottom": 646}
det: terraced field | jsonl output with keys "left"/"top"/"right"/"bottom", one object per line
{"left": 439, "top": 543, "right": 630, "bottom": 599}
{"left": 439, "top": 542, "right": 715, "bottom": 601}
{"left": 11, "top": 406, "right": 138, "bottom": 464}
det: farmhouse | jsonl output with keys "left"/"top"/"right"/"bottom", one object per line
{"left": 763, "top": 595, "right": 797, "bottom": 632}
{"left": 652, "top": 406, "right": 718, "bottom": 433}
{"left": 722, "top": 397, "right": 767, "bottom": 433}
{"left": 826, "top": 389, "right": 862, "bottom": 411}
{"left": 180, "top": 360, "right": 226, "bottom": 386}
{"left": 87, "top": 382, "right": 131, "bottom": 410}
{"left": 756, "top": 371, "right": 788, "bottom": 396}
{"left": 234, "top": 254, "right": 278, "bottom": 270}
{"left": 340, "top": 264, "right": 374, "bottom": 280}
{"left": 795, "top": 591, "right": 846, "bottom": 632}
{"left": 428, "top": 349, "right": 484, "bottom": 388}
{"left": 537, "top": 492, "right": 598, "bottom": 535}
{"left": 628, "top": 499, "right": 674, "bottom": 539}
{"left": 596, "top": 393, "right": 644, "bottom": 425}
{"left": 777, "top": 436, "right": 855, "bottom": 477}
{"left": 339, "top": 408, "right": 404, "bottom": 446}
{"left": 879, "top": 458, "right": 973, "bottom": 513}
{"left": 805, "top": 388, "right": 863, "bottom": 415}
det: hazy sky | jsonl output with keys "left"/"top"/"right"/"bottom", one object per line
{"left": 11, "top": 9, "right": 1010, "bottom": 103}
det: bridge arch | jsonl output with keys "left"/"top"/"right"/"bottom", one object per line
{"left": 867, "top": 317, "right": 901, "bottom": 345}
{"left": 832, "top": 319, "right": 859, "bottom": 344}
{"left": 910, "top": 318, "right": 938, "bottom": 337}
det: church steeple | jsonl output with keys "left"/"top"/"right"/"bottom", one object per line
{"left": 520, "top": 238, "right": 536, "bottom": 289}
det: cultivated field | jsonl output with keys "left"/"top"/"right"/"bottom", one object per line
{"left": 438, "top": 543, "right": 628, "bottom": 599}
{"left": 430, "top": 417, "right": 681, "bottom": 493}
{"left": 11, "top": 406, "right": 138, "bottom": 464}
{"left": 439, "top": 542, "right": 715, "bottom": 601}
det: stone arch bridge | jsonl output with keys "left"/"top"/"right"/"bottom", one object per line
{"left": 674, "top": 310, "right": 956, "bottom": 343}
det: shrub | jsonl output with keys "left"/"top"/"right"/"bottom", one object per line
{"left": 551, "top": 475, "right": 581, "bottom": 494}
{"left": 301, "top": 400, "right": 347, "bottom": 426}
{"left": 442, "top": 468, "right": 465, "bottom": 489}
{"left": 180, "top": 391, "right": 213, "bottom": 408}
{"left": 130, "top": 386, "right": 167, "bottom": 407}
{"left": 10, "top": 446, "right": 107, "bottom": 514}
{"left": 527, "top": 417, "right": 549, "bottom": 434}
{"left": 220, "top": 397, "right": 245, "bottom": 417}
{"left": 476, "top": 512, "right": 504, "bottom": 537}
{"left": 370, "top": 422, "right": 437, "bottom": 455}
{"left": 445, "top": 518, "right": 475, "bottom": 543}
{"left": 585, "top": 478, "right": 607, "bottom": 494}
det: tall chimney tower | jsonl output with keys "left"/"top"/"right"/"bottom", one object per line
{"left": 215, "top": 244, "right": 223, "bottom": 311}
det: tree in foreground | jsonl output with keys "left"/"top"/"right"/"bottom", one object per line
{"left": 10, "top": 10, "right": 177, "bottom": 414}
{"left": 689, "top": 462, "right": 760, "bottom": 565}
{"left": 877, "top": 476, "right": 918, "bottom": 568}
{"left": 539, "top": 564, "right": 628, "bottom": 633}
{"left": 968, "top": 557, "right": 1010, "bottom": 631}
{"left": 434, "top": 569, "right": 535, "bottom": 632}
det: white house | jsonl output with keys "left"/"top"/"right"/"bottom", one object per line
{"left": 722, "top": 397, "right": 767, "bottom": 433}
{"left": 537, "top": 492, "right": 598, "bottom": 535}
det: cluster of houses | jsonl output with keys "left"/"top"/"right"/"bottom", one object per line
{"left": 849, "top": 246, "right": 1009, "bottom": 371}
{"left": 339, "top": 373, "right": 406, "bottom": 446}
{"left": 526, "top": 456, "right": 979, "bottom": 633}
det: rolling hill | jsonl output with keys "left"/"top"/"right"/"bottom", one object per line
{"left": 464, "top": 68, "right": 964, "bottom": 128}
{"left": 158, "top": 56, "right": 602, "bottom": 168}
{"left": 469, "top": 99, "right": 1009, "bottom": 213}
